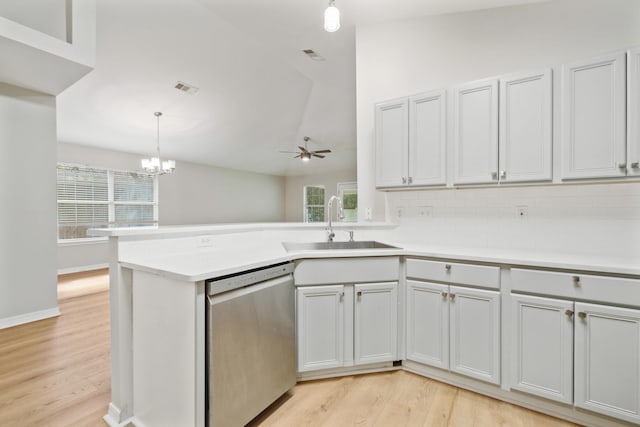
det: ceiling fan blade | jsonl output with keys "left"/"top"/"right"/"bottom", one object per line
{"left": 293, "top": 154, "right": 302, "bottom": 158}
{"left": 279, "top": 150, "right": 300, "bottom": 154}
{"left": 312, "top": 149, "right": 331, "bottom": 154}
{"left": 298, "top": 146, "right": 310, "bottom": 153}
{"left": 312, "top": 154, "right": 326, "bottom": 158}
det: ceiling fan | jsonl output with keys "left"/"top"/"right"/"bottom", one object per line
{"left": 280, "top": 136, "right": 331, "bottom": 162}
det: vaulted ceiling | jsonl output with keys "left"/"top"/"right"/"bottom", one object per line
{"left": 56, "top": 0, "right": 546, "bottom": 176}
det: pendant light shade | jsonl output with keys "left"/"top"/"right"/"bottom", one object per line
{"left": 324, "top": 0, "right": 340, "bottom": 32}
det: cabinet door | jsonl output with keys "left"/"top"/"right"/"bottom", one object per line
{"left": 296, "top": 285, "right": 345, "bottom": 372}
{"left": 409, "top": 90, "right": 446, "bottom": 186}
{"left": 562, "top": 52, "right": 627, "bottom": 179}
{"left": 499, "top": 69, "right": 552, "bottom": 183}
{"left": 354, "top": 282, "right": 398, "bottom": 365}
{"left": 375, "top": 98, "right": 408, "bottom": 187}
{"left": 574, "top": 302, "right": 640, "bottom": 424}
{"left": 629, "top": 47, "right": 640, "bottom": 176}
{"left": 511, "top": 294, "right": 573, "bottom": 403}
{"left": 449, "top": 286, "right": 500, "bottom": 384}
{"left": 406, "top": 280, "right": 449, "bottom": 369}
{"left": 453, "top": 78, "right": 499, "bottom": 185}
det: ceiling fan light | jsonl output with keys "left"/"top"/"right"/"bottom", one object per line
{"left": 324, "top": 0, "right": 340, "bottom": 32}
{"left": 301, "top": 152, "right": 311, "bottom": 162}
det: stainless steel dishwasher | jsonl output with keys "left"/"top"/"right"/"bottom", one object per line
{"left": 206, "top": 261, "right": 296, "bottom": 426}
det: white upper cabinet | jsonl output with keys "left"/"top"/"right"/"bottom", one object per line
{"left": 499, "top": 69, "right": 553, "bottom": 182}
{"left": 453, "top": 78, "right": 499, "bottom": 185}
{"left": 628, "top": 47, "right": 640, "bottom": 176}
{"left": 562, "top": 52, "right": 627, "bottom": 179}
{"left": 375, "top": 98, "right": 409, "bottom": 187}
{"left": 375, "top": 91, "right": 446, "bottom": 188}
{"left": 574, "top": 302, "right": 640, "bottom": 424}
{"left": 409, "top": 90, "right": 447, "bottom": 186}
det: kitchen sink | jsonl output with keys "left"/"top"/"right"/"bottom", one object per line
{"left": 282, "top": 240, "right": 401, "bottom": 252}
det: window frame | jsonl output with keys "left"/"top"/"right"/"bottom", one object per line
{"left": 337, "top": 181, "right": 358, "bottom": 222}
{"left": 302, "top": 184, "right": 325, "bottom": 223}
{"left": 56, "top": 163, "right": 158, "bottom": 244}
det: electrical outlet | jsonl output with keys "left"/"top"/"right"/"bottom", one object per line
{"left": 395, "top": 206, "right": 405, "bottom": 219}
{"left": 365, "top": 207, "right": 372, "bottom": 220}
{"left": 516, "top": 206, "right": 528, "bottom": 220}
{"left": 417, "top": 206, "right": 434, "bottom": 219}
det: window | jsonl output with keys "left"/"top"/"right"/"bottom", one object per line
{"left": 56, "top": 164, "right": 157, "bottom": 241}
{"left": 303, "top": 185, "right": 325, "bottom": 222}
{"left": 337, "top": 182, "right": 358, "bottom": 222}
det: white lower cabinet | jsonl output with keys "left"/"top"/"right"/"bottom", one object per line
{"left": 511, "top": 292, "right": 640, "bottom": 424}
{"left": 406, "top": 280, "right": 501, "bottom": 384}
{"left": 511, "top": 294, "right": 574, "bottom": 404}
{"left": 297, "top": 282, "right": 398, "bottom": 373}
{"left": 574, "top": 302, "right": 640, "bottom": 424}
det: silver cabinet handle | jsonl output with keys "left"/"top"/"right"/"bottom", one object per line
{"left": 491, "top": 171, "right": 498, "bottom": 180}
{"left": 632, "top": 162, "right": 640, "bottom": 169}
{"left": 445, "top": 264, "right": 452, "bottom": 272}
{"left": 340, "top": 292, "right": 344, "bottom": 302}
{"left": 441, "top": 291, "right": 448, "bottom": 298}
{"left": 402, "top": 177, "right": 407, "bottom": 184}
{"left": 449, "top": 293, "right": 456, "bottom": 300}
{"left": 565, "top": 309, "right": 574, "bottom": 318}
{"left": 578, "top": 312, "right": 587, "bottom": 319}
{"left": 499, "top": 170, "right": 506, "bottom": 179}
{"left": 572, "top": 275, "right": 580, "bottom": 286}
{"left": 618, "top": 163, "right": 627, "bottom": 169}
{"left": 408, "top": 176, "right": 413, "bottom": 184}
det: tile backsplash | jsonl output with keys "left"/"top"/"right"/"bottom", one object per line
{"left": 385, "top": 182, "right": 640, "bottom": 258}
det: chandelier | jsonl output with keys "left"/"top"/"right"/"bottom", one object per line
{"left": 141, "top": 112, "right": 176, "bottom": 175}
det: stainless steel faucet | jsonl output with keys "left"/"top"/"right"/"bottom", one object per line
{"left": 326, "top": 195, "right": 345, "bottom": 242}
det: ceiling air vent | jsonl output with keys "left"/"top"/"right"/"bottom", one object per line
{"left": 174, "top": 81, "right": 199, "bottom": 94}
{"left": 302, "top": 49, "right": 325, "bottom": 61}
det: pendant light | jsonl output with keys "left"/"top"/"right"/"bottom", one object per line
{"left": 141, "top": 112, "right": 176, "bottom": 175}
{"left": 324, "top": 0, "right": 340, "bottom": 33}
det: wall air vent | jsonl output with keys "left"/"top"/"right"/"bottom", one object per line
{"left": 174, "top": 81, "right": 199, "bottom": 94}
{"left": 302, "top": 49, "right": 325, "bottom": 61}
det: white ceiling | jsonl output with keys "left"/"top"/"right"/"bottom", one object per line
{"left": 56, "top": 0, "right": 546, "bottom": 176}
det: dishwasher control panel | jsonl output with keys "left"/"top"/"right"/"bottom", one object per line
{"left": 206, "top": 261, "right": 294, "bottom": 295}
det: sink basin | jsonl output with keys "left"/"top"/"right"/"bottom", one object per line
{"left": 282, "top": 241, "right": 401, "bottom": 252}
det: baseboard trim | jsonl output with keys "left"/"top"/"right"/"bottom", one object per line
{"left": 0, "top": 307, "right": 60, "bottom": 330}
{"left": 103, "top": 403, "right": 135, "bottom": 427}
{"left": 58, "top": 263, "right": 109, "bottom": 275}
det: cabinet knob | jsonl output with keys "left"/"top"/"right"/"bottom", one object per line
{"left": 445, "top": 264, "right": 452, "bottom": 272}
{"left": 631, "top": 162, "right": 640, "bottom": 169}
{"left": 565, "top": 309, "right": 574, "bottom": 318}
{"left": 340, "top": 292, "right": 344, "bottom": 301}
{"left": 491, "top": 171, "right": 498, "bottom": 180}
{"left": 402, "top": 177, "right": 407, "bottom": 184}
{"left": 450, "top": 293, "right": 456, "bottom": 300}
{"left": 578, "top": 312, "right": 587, "bottom": 319}
{"left": 441, "top": 291, "right": 448, "bottom": 298}
{"left": 499, "top": 170, "right": 506, "bottom": 179}
{"left": 618, "top": 163, "right": 627, "bottom": 169}
{"left": 408, "top": 176, "right": 413, "bottom": 184}
{"left": 357, "top": 291, "right": 362, "bottom": 298}
{"left": 572, "top": 275, "right": 580, "bottom": 286}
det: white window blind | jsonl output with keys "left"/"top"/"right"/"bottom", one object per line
{"left": 56, "top": 164, "right": 157, "bottom": 241}
{"left": 303, "top": 185, "right": 325, "bottom": 223}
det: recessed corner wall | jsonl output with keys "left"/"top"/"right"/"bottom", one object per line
{"left": 0, "top": 83, "right": 58, "bottom": 325}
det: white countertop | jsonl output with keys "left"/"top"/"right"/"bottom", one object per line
{"left": 117, "top": 233, "right": 640, "bottom": 282}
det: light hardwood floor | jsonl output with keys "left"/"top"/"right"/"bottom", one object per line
{"left": 0, "top": 270, "right": 580, "bottom": 427}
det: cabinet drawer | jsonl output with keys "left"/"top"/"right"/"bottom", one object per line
{"left": 511, "top": 268, "right": 640, "bottom": 307}
{"left": 406, "top": 258, "right": 500, "bottom": 289}
{"left": 294, "top": 257, "right": 400, "bottom": 285}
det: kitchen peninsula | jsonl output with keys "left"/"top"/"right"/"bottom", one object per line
{"left": 94, "top": 222, "right": 640, "bottom": 427}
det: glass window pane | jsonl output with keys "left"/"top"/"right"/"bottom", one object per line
{"left": 114, "top": 172, "right": 154, "bottom": 202}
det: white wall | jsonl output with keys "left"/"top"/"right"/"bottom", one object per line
{"left": 284, "top": 169, "right": 356, "bottom": 222}
{"left": 355, "top": 0, "right": 640, "bottom": 257}
{"left": 57, "top": 143, "right": 286, "bottom": 273}
{"left": 0, "top": 1, "right": 68, "bottom": 41}
{"left": 0, "top": 83, "right": 58, "bottom": 326}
